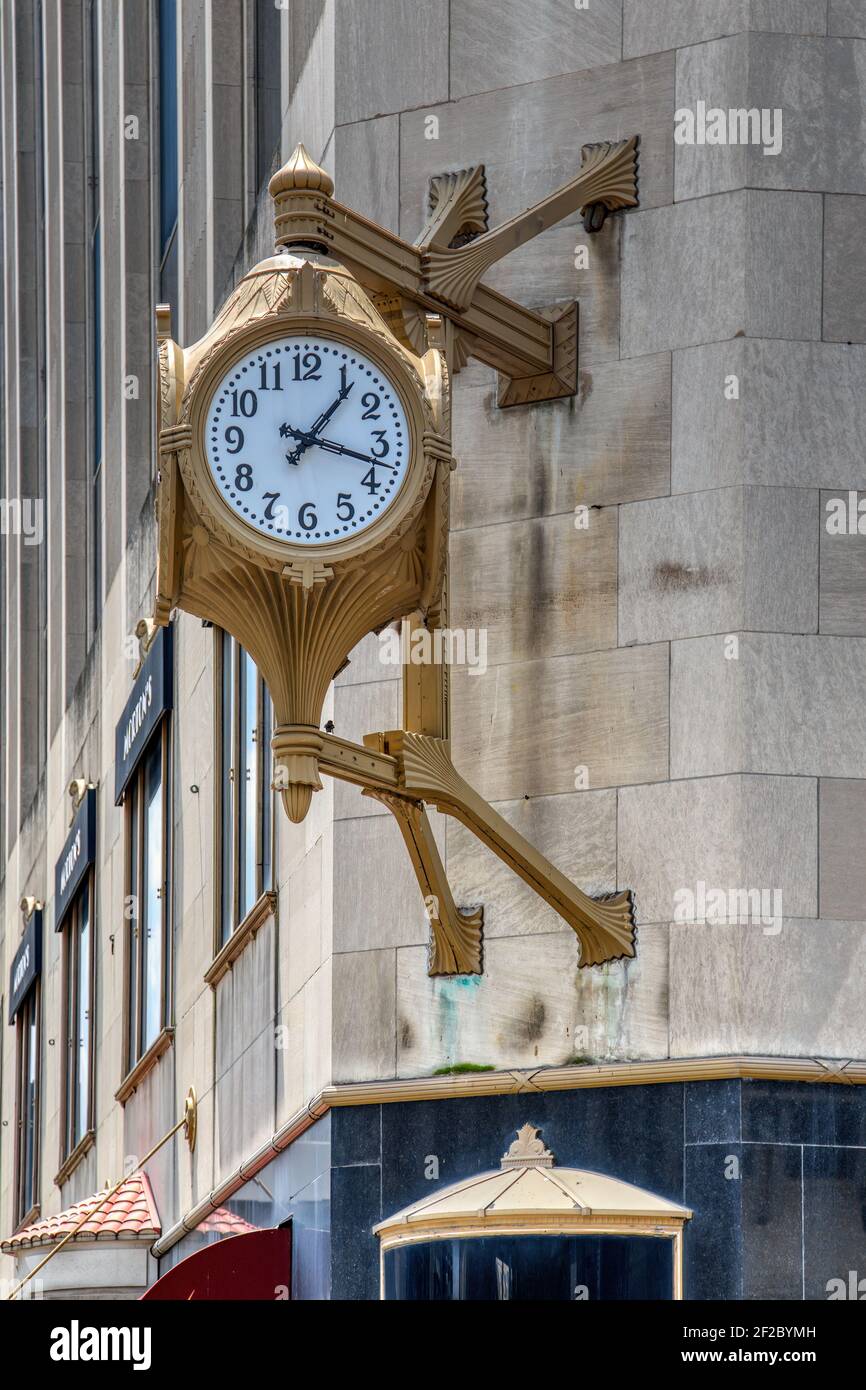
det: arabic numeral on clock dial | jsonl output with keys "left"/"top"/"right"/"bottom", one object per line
{"left": 299, "top": 502, "right": 317, "bottom": 529}
{"left": 361, "top": 468, "right": 380, "bottom": 495}
{"left": 336, "top": 492, "right": 354, "bottom": 521}
{"left": 235, "top": 463, "right": 253, "bottom": 491}
{"left": 292, "top": 351, "right": 321, "bottom": 381}
{"left": 231, "top": 389, "right": 258, "bottom": 417}
{"left": 361, "top": 392, "right": 380, "bottom": 420}
{"left": 225, "top": 426, "right": 244, "bottom": 453}
{"left": 262, "top": 492, "right": 281, "bottom": 521}
{"left": 258, "top": 362, "right": 281, "bottom": 390}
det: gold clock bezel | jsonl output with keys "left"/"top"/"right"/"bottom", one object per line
{"left": 182, "top": 316, "right": 432, "bottom": 569}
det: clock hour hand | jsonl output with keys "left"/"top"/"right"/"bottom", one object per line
{"left": 279, "top": 380, "right": 354, "bottom": 466}
{"left": 306, "top": 380, "right": 354, "bottom": 440}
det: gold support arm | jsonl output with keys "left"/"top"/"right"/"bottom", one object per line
{"left": 271, "top": 137, "right": 639, "bottom": 403}
{"left": 378, "top": 730, "right": 635, "bottom": 968}
{"left": 278, "top": 727, "right": 635, "bottom": 972}
{"left": 365, "top": 790, "right": 483, "bottom": 976}
{"left": 421, "top": 137, "right": 640, "bottom": 312}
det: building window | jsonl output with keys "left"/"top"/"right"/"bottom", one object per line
{"left": 158, "top": 0, "right": 178, "bottom": 309}
{"left": 34, "top": 0, "right": 48, "bottom": 775}
{"left": 91, "top": 217, "right": 102, "bottom": 616}
{"left": 255, "top": 0, "right": 282, "bottom": 191}
{"left": 218, "top": 631, "right": 273, "bottom": 946}
{"left": 15, "top": 988, "right": 40, "bottom": 1224}
{"left": 61, "top": 881, "right": 94, "bottom": 1158}
{"left": 124, "top": 727, "right": 171, "bottom": 1071}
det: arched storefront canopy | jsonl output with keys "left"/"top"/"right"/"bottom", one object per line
{"left": 374, "top": 1124, "right": 692, "bottom": 1301}
{"left": 142, "top": 1224, "right": 291, "bottom": 1300}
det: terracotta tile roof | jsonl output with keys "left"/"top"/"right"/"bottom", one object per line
{"left": 1, "top": 1172, "right": 161, "bottom": 1253}
{"left": 196, "top": 1207, "right": 260, "bottom": 1238}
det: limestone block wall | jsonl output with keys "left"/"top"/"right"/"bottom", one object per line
{"left": 616, "top": 5, "right": 866, "bottom": 1059}
{"left": 321, "top": 1, "right": 866, "bottom": 1077}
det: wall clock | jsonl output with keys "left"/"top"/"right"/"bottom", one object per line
{"left": 154, "top": 140, "right": 641, "bottom": 977}
{"left": 203, "top": 333, "right": 416, "bottom": 548}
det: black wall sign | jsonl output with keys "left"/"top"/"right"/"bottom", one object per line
{"left": 54, "top": 788, "right": 97, "bottom": 931}
{"left": 114, "top": 624, "right": 174, "bottom": 804}
{"left": 9, "top": 910, "right": 42, "bottom": 1024}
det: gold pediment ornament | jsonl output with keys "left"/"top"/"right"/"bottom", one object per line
{"left": 153, "top": 139, "right": 640, "bottom": 975}
{"left": 501, "top": 1124, "right": 555, "bottom": 1169}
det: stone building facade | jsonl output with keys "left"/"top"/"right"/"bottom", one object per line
{"left": 1, "top": 0, "right": 865, "bottom": 1300}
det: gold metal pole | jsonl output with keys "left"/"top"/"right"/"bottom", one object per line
{"left": 6, "top": 1087, "right": 196, "bottom": 1301}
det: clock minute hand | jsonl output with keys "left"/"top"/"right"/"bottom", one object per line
{"left": 280, "top": 424, "right": 397, "bottom": 471}
{"left": 308, "top": 434, "right": 397, "bottom": 471}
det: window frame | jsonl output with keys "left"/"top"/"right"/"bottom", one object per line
{"left": 58, "top": 874, "right": 96, "bottom": 1175}
{"left": 14, "top": 984, "right": 41, "bottom": 1229}
{"left": 118, "top": 719, "right": 173, "bottom": 1096}
{"left": 157, "top": 0, "right": 179, "bottom": 310}
{"left": 214, "top": 629, "right": 275, "bottom": 958}
{"left": 85, "top": 0, "right": 104, "bottom": 638}
{"left": 34, "top": 0, "right": 49, "bottom": 775}
{"left": 253, "top": 0, "right": 282, "bottom": 194}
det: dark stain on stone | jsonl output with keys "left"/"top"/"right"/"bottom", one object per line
{"left": 526, "top": 514, "right": 548, "bottom": 661}
{"left": 521, "top": 996, "right": 546, "bottom": 1043}
{"left": 399, "top": 1017, "right": 413, "bottom": 1051}
{"left": 528, "top": 423, "right": 550, "bottom": 519}
{"left": 654, "top": 560, "right": 722, "bottom": 593}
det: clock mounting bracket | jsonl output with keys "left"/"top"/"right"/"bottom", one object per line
{"left": 270, "top": 135, "right": 639, "bottom": 407}
{"left": 152, "top": 141, "right": 637, "bottom": 977}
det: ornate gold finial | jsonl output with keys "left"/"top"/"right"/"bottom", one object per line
{"left": 184, "top": 1087, "right": 198, "bottom": 1153}
{"left": 68, "top": 778, "right": 93, "bottom": 825}
{"left": 269, "top": 142, "right": 334, "bottom": 201}
{"left": 155, "top": 303, "right": 172, "bottom": 342}
{"left": 20, "top": 896, "right": 43, "bottom": 924}
{"left": 133, "top": 616, "right": 158, "bottom": 678}
{"left": 501, "top": 1123, "right": 555, "bottom": 1169}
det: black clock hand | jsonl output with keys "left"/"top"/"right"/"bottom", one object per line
{"left": 279, "top": 421, "right": 306, "bottom": 465}
{"left": 279, "top": 380, "right": 354, "bottom": 465}
{"left": 302, "top": 433, "right": 398, "bottom": 471}
{"left": 307, "top": 380, "right": 354, "bottom": 440}
{"left": 280, "top": 424, "right": 397, "bottom": 471}
{"left": 280, "top": 425, "right": 396, "bottom": 471}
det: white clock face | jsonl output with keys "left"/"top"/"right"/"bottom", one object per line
{"left": 204, "top": 335, "right": 411, "bottom": 546}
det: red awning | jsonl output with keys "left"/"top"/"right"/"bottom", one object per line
{"left": 141, "top": 1225, "right": 291, "bottom": 1300}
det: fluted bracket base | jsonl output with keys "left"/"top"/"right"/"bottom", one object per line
{"left": 272, "top": 726, "right": 324, "bottom": 824}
